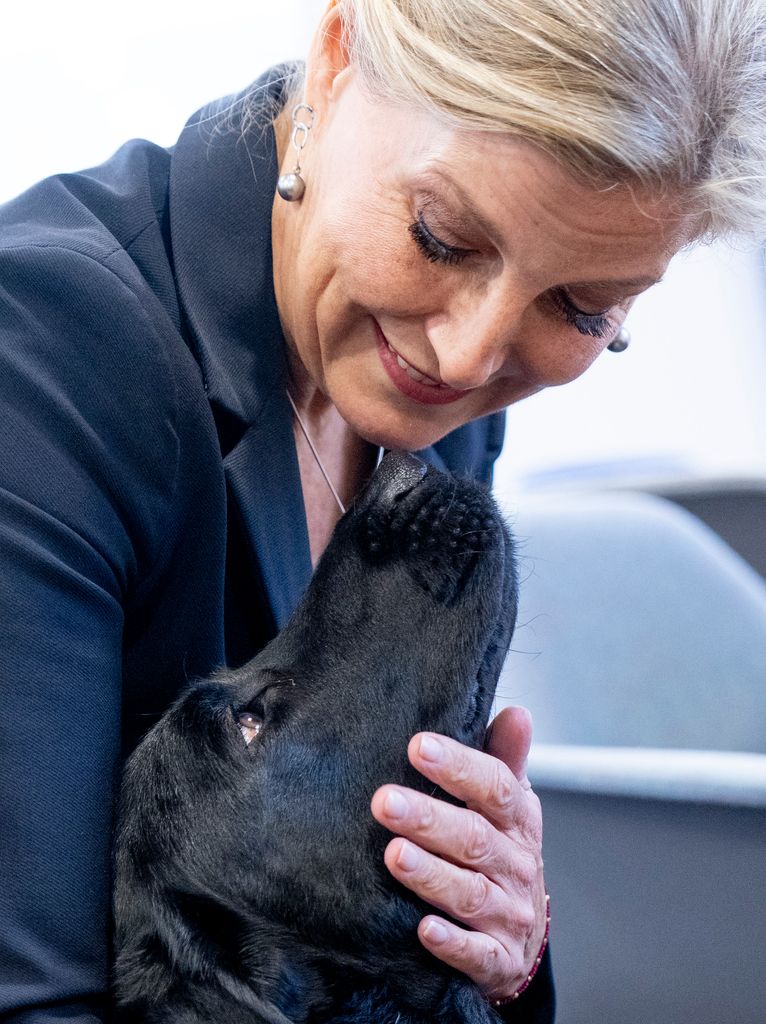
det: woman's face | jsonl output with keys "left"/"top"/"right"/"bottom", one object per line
{"left": 272, "top": 67, "right": 695, "bottom": 452}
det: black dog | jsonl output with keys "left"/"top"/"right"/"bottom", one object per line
{"left": 113, "top": 451, "right": 518, "bottom": 1024}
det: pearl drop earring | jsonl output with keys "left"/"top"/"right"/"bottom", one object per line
{"left": 607, "top": 326, "right": 631, "bottom": 353}
{"left": 276, "top": 103, "right": 315, "bottom": 202}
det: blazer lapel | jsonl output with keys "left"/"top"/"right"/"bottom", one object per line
{"left": 224, "top": 389, "right": 312, "bottom": 631}
{"left": 169, "top": 65, "right": 313, "bottom": 628}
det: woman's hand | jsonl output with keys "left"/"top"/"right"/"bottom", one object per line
{"left": 370, "top": 706, "right": 547, "bottom": 1003}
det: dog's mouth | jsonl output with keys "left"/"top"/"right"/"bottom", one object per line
{"left": 349, "top": 451, "right": 515, "bottom": 740}
{"left": 359, "top": 451, "right": 503, "bottom": 607}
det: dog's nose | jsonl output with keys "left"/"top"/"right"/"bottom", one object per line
{"left": 363, "top": 451, "right": 428, "bottom": 507}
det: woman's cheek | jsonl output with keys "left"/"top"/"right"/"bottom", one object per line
{"left": 512, "top": 325, "right": 607, "bottom": 390}
{"left": 354, "top": 251, "right": 430, "bottom": 314}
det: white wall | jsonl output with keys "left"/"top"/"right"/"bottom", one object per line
{"left": 1, "top": 1, "right": 323, "bottom": 203}
{"left": 494, "top": 240, "right": 766, "bottom": 501}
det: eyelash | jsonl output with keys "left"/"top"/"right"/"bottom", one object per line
{"left": 549, "top": 288, "right": 614, "bottom": 339}
{"left": 409, "top": 214, "right": 472, "bottom": 265}
{"left": 409, "top": 212, "right": 614, "bottom": 339}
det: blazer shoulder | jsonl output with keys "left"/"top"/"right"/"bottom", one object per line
{"left": 0, "top": 241, "right": 212, "bottom": 588}
{"left": 0, "top": 138, "right": 172, "bottom": 260}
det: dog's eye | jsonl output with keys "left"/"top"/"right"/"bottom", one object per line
{"left": 237, "top": 711, "right": 263, "bottom": 746}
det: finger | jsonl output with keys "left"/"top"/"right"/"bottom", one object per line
{"left": 406, "top": 732, "right": 537, "bottom": 836}
{"left": 382, "top": 837, "right": 523, "bottom": 938}
{"left": 485, "top": 706, "right": 533, "bottom": 789}
{"left": 371, "top": 785, "right": 531, "bottom": 884}
{"left": 418, "top": 915, "right": 525, "bottom": 1000}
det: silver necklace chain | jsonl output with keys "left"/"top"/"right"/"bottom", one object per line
{"left": 286, "top": 389, "right": 347, "bottom": 514}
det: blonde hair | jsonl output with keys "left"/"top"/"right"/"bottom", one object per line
{"left": 325, "top": 0, "right": 766, "bottom": 241}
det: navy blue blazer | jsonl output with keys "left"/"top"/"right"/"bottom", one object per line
{"left": 0, "top": 66, "right": 552, "bottom": 1021}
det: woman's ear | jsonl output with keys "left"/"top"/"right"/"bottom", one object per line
{"left": 304, "top": 0, "right": 355, "bottom": 110}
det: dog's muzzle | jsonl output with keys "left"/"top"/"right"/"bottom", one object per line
{"left": 361, "top": 450, "right": 429, "bottom": 507}
{"left": 357, "top": 451, "right": 502, "bottom": 606}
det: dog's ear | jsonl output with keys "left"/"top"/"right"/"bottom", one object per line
{"left": 437, "top": 979, "right": 502, "bottom": 1024}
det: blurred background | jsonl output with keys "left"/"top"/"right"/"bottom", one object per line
{"left": 4, "top": 2, "right": 765, "bottom": 1021}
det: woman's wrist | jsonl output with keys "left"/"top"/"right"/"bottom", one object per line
{"left": 492, "top": 891, "right": 551, "bottom": 1008}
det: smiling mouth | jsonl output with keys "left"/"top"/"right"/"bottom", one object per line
{"left": 373, "top": 321, "right": 471, "bottom": 406}
{"left": 388, "top": 345, "right": 441, "bottom": 387}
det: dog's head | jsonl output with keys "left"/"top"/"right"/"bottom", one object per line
{"left": 114, "top": 452, "right": 517, "bottom": 1023}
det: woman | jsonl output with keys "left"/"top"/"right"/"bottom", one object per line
{"left": 1, "top": 0, "right": 763, "bottom": 1019}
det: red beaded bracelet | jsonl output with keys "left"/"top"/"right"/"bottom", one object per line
{"left": 492, "top": 891, "right": 551, "bottom": 1008}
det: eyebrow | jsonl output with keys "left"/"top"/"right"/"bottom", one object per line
{"left": 417, "top": 168, "right": 666, "bottom": 292}
{"left": 568, "top": 275, "right": 665, "bottom": 290}
{"left": 417, "top": 168, "right": 499, "bottom": 242}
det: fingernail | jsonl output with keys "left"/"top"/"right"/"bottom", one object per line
{"left": 423, "top": 920, "right": 449, "bottom": 944}
{"left": 396, "top": 841, "right": 420, "bottom": 872}
{"left": 384, "top": 790, "right": 409, "bottom": 820}
{"left": 419, "top": 735, "right": 444, "bottom": 763}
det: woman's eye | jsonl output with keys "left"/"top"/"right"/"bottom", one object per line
{"left": 409, "top": 213, "right": 473, "bottom": 266}
{"left": 550, "top": 287, "right": 614, "bottom": 339}
{"left": 236, "top": 710, "right": 263, "bottom": 745}
{"left": 409, "top": 214, "right": 617, "bottom": 339}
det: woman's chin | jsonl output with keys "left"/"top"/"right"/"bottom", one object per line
{"left": 326, "top": 361, "right": 492, "bottom": 452}
{"left": 337, "top": 397, "right": 461, "bottom": 453}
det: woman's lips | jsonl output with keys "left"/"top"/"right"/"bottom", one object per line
{"left": 374, "top": 322, "right": 471, "bottom": 406}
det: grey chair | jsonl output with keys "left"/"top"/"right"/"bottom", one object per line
{"left": 496, "top": 491, "right": 766, "bottom": 1024}
{"left": 515, "top": 470, "right": 766, "bottom": 583}
{"left": 640, "top": 476, "right": 766, "bottom": 583}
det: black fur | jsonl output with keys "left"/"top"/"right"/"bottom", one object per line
{"left": 113, "top": 452, "right": 518, "bottom": 1024}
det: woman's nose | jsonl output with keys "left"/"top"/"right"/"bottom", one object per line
{"left": 425, "top": 289, "right": 524, "bottom": 391}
